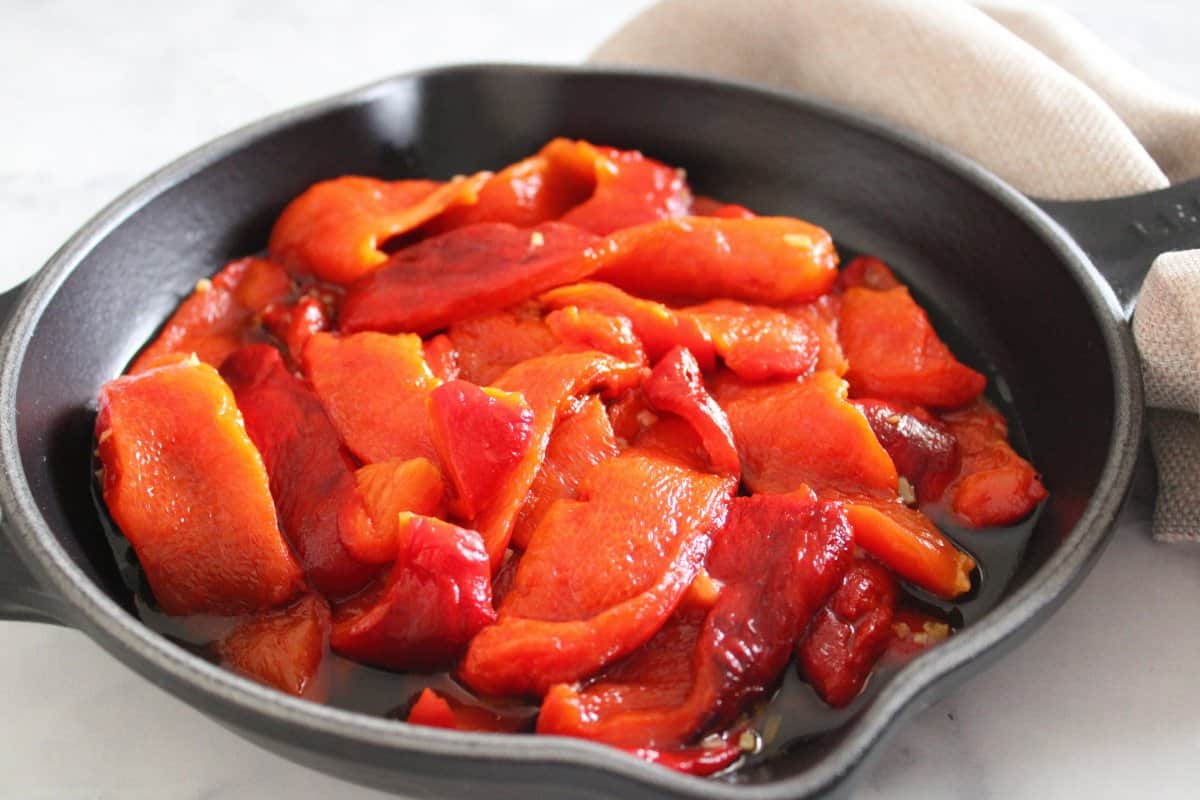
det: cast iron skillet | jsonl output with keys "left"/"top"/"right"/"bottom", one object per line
{"left": 0, "top": 65, "right": 1197, "bottom": 799}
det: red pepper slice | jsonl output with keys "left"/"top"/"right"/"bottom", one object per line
{"left": 837, "top": 255, "right": 903, "bottom": 292}
{"left": 712, "top": 371, "right": 899, "bottom": 497}
{"left": 940, "top": 400, "right": 1047, "bottom": 526}
{"left": 447, "top": 305, "right": 559, "bottom": 386}
{"left": 593, "top": 217, "right": 838, "bottom": 305}
{"left": 853, "top": 398, "right": 961, "bottom": 503}
{"left": 130, "top": 257, "right": 292, "bottom": 374}
{"left": 217, "top": 594, "right": 331, "bottom": 699}
{"left": 96, "top": 358, "right": 305, "bottom": 615}
{"left": 537, "top": 493, "right": 853, "bottom": 748}
{"left": 838, "top": 285, "right": 986, "bottom": 409}
{"left": 642, "top": 347, "right": 740, "bottom": 477}
{"left": 421, "top": 334, "right": 461, "bottom": 381}
{"left": 553, "top": 140, "right": 691, "bottom": 235}
{"left": 262, "top": 292, "right": 332, "bottom": 366}
{"left": 459, "top": 451, "right": 735, "bottom": 697}
{"left": 837, "top": 495, "right": 975, "bottom": 599}
{"left": 339, "top": 222, "right": 611, "bottom": 336}
{"left": 348, "top": 457, "right": 446, "bottom": 564}
{"left": 221, "top": 344, "right": 378, "bottom": 599}
{"left": 406, "top": 688, "right": 531, "bottom": 733}
{"left": 797, "top": 560, "right": 897, "bottom": 708}
{"left": 540, "top": 282, "right": 717, "bottom": 370}
{"left": 428, "top": 381, "right": 535, "bottom": 521}
{"left": 268, "top": 175, "right": 486, "bottom": 285}
{"left": 687, "top": 299, "right": 819, "bottom": 381}
{"left": 474, "top": 350, "right": 646, "bottom": 569}
{"left": 511, "top": 396, "right": 620, "bottom": 551}
{"left": 303, "top": 331, "right": 440, "bottom": 464}
{"left": 330, "top": 514, "right": 495, "bottom": 671}
{"left": 545, "top": 306, "right": 647, "bottom": 365}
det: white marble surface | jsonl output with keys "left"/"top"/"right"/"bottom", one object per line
{"left": 3, "top": 2, "right": 1200, "bottom": 798}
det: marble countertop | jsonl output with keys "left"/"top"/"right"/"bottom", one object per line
{"left": 3, "top": 2, "right": 1199, "bottom": 798}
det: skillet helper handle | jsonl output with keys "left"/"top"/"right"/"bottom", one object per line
{"left": 1034, "top": 177, "right": 1200, "bottom": 318}
{"left": 0, "top": 280, "right": 65, "bottom": 625}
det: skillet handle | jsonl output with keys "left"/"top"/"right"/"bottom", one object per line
{"left": 0, "top": 280, "right": 66, "bottom": 625}
{"left": 1033, "top": 177, "right": 1200, "bottom": 319}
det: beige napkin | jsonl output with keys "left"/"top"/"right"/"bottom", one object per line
{"left": 590, "top": 0, "right": 1200, "bottom": 543}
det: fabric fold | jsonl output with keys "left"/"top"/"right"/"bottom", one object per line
{"left": 591, "top": 0, "right": 1200, "bottom": 542}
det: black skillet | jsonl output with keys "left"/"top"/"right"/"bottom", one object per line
{"left": 0, "top": 65, "right": 1196, "bottom": 799}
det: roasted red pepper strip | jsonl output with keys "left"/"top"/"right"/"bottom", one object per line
{"left": 447, "top": 305, "right": 559, "bottom": 386}
{"left": 785, "top": 294, "right": 848, "bottom": 376}
{"left": 424, "top": 140, "right": 596, "bottom": 232}
{"left": 838, "top": 495, "right": 975, "bottom": 599}
{"left": 475, "top": 350, "right": 646, "bottom": 569}
{"left": 625, "top": 740, "right": 744, "bottom": 777}
{"left": 837, "top": 255, "right": 903, "bottom": 292}
{"left": 885, "top": 608, "right": 954, "bottom": 662}
{"left": 459, "top": 451, "right": 735, "bottom": 697}
{"left": 330, "top": 514, "right": 495, "bottom": 671}
{"left": 797, "top": 560, "right": 897, "bottom": 708}
{"left": 348, "top": 457, "right": 446, "bottom": 564}
{"left": 428, "top": 381, "right": 535, "bottom": 521}
{"left": 540, "top": 282, "right": 717, "bottom": 370}
{"left": 712, "top": 371, "right": 899, "bottom": 497}
{"left": 538, "top": 493, "right": 853, "bottom": 747}
{"left": 511, "top": 396, "right": 620, "bottom": 551}
{"left": 262, "top": 292, "right": 332, "bottom": 366}
{"left": 339, "top": 222, "right": 612, "bottom": 336}
{"left": 593, "top": 217, "right": 838, "bottom": 305}
{"left": 407, "top": 688, "right": 531, "bottom": 733}
{"left": 268, "top": 175, "right": 487, "bottom": 285}
{"left": 130, "top": 257, "right": 292, "bottom": 374}
{"left": 221, "top": 345, "right": 378, "bottom": 599}
{"left": 940, "top": 400, "right": 1047, "bottom": 527}
{"left": 853, "top": 398, "right": 961, "bottom": 503}
{"left": 303, "top": 331, "right": 440, "bottom": 464}
{"left": 553, "top": 139, "right": 691, "bottom": 235}
{"left": 838, "top": 285, "right": 986, "bottom": 409}
{"left": 217, "top": 594, "right": 331, "bottom": 699}
{"left": 545, "top": 306, "right": 646, "bottom": 365}
{"left": 422, "top": 334, "right": 460, "bottom": 381}
{"left": 96, "top": 358, "right": 305, "bottom": 615}
{"left": 642, "top": 347, "right": 740, "bottom": 477}
{"left": 687, "top": 299, "right": 819, "bottom": 381}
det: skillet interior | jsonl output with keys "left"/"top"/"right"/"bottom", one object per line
{"left": 1, "top": 66, "right": 1132, "bottom": 797}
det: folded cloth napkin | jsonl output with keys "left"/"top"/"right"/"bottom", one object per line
{"left": 591, "top": 0, "right": 1200, "bottom": 543}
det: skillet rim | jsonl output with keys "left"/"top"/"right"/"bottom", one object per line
{"left": 0, "top": 63, "right": 1142, "bottom": 799}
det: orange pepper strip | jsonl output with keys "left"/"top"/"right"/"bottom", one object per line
{"left": 838, "top": 285, "right": 986, "bottom": 409}
{"left": 303, "top": 331, "right": 441, "bottom": 465}
{"left": 348, "top": 457, "right": 446, "bottom": 564}
{"left": 642, "top": 347, "right": 740, "bottom": 477}
{"left": 839, "top": 496, "right": 975, "bottom": 599}
{"left": 475, "top": 350, "right": 646, "bottom": 569}
{"left": 593, "top": 217, "right": 838, "bottom": 305}
{"left": 129, "top": 257, "right": 292, "bottom": 374}
{"left": 339, "top": 222, "right": 612, "bottom": 336}
{"left": 686, "top": 299, "right": 820, "bottom": 382}
{"left": 540, "top": 281, "right": 717, "bottom": 371}
{"left": 459, "top": 451, "right": 735, "bottom": 697}
{"left": 217, "top": 594, "right": 331, "bottom": 699}
{"left": 268, "top": 174, "right": 487, "bottom": 285}
{"left": 97, "top": 359, "right": 306, "bottom": 615}
{"left": 537, "top": 493, "right": 852, "bottom": 747}
{"left": 447, "top": 305, "right": 559, "bottom": 386}
{"left": 712, "top": 371, "right": 898, "bottom": 497}
{"left": 510, "top": 396, "right": 620, "bottom": 551}
{"left": 940, "top": 400, "right": 1048, "bottom": 527}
